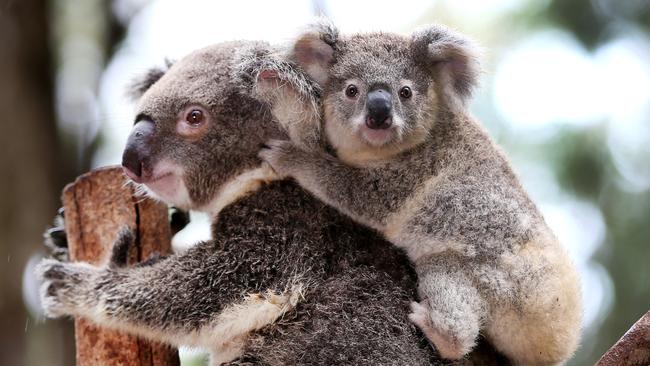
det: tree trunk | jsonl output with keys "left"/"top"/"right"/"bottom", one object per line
{"left": 63, "top": 167, "right": 179, "bottom": 366}
{"left": 597, "top": 311, "right": 650, "bottom": 366}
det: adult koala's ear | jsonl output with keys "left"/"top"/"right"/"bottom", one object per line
{"left": 290, "top": 18, "right": 339, "bottom": 86}
{"left": 126, "top": 60, "right": 173, "bottom": 101}
{"left": 237, "top": 47, "right": 324, "bottom": 151}
{"left": 233, "top": 43, "right": 321, "bottom": 108}
{"left": 411, "top": 25, "right": 481, "bottom": 107}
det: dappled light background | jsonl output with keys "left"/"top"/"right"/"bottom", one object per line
{"left": 3, "top": 0, "right": 649, "bottom": 365}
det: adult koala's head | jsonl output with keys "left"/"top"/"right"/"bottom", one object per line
{"left": 122, "top": 41, "right": 292, "bottom": 213}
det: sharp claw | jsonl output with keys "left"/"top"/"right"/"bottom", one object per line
{"left": 45, "top": 227, "right": 67, "bottom": 248}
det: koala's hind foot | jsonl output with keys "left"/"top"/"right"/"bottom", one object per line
{"left": 409, "top": 300, "right": 476, "bottom": 360}
{"left": 412, "top": 260, "right": 486, "bottom": 360}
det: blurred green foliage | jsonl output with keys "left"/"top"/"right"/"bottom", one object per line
{"left": 545, "top": 0, "right": 650, "bottom": 49}
{"left": 516, "top": 1, "right": 650, "bottom": 364}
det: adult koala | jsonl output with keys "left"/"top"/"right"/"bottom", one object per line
{"left": 37, "top": 40, "right": 503, "bottom": 365}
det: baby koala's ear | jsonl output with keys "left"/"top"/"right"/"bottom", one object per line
{"left": 411, "top": 25, "right": 480, "bottom": 106}
{"left": 290, "top": 18, "right": 339, "bottom": 86}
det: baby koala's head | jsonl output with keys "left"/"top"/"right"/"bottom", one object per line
{"left": 291, "top": 20, "right": 480, "bottom": 162}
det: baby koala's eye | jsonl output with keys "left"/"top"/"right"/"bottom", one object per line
{"left": 186, "top": 109, "right": 204, "bottom": 125}
{"left": 345, "top": 84, "right": 359, "bottom": 98}
{"left": 399, "top": 86, "right": 412, "bottom": 99}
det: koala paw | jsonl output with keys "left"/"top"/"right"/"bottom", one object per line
{"left": 258, "top": 139, "right": 300, "bottom": 178}
{"left": 408, "top": 301, "right": 469, "bottom": 360}
{"left": 36, "top": 259, "right": 97, "bottom": 318}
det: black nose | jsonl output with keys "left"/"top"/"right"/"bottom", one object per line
{"left": 366, "top": 89, "right": 392, "bottom": 130}
{"left": 122, "top": 120, "right": 154, "bottom": 181}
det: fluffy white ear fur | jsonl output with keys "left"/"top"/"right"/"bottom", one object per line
{"left": 291, "top": 18, "right": 339, "bottom": 86}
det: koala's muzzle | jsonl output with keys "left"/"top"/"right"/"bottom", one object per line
{"left": 366, "top": 89, "right": 392, "bottom": 130}
{"left": 122, "top": 120, "right": 155, "bottom": 183}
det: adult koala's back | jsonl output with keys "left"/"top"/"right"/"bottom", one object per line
{"left": 211, "top": 181, "right": 429, "bottom": 364}
{"left": 212, "top": 181, "right": 506, "bottom": 365}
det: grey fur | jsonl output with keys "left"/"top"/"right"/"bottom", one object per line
{"left": 259, "top": 21, "right": 582, "bottom": 365}
{"left": 232, "top": 44, "right": 323, "bottom": 150}
{"left": 35, "top": 41, "right": 506, "bottom": 365}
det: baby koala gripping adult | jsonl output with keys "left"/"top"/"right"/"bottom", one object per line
{"left": 259, "top": 20, "right": 582, "bottom": 365}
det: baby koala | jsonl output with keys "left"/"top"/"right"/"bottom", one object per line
{"left": 259, "top": 20, "right": 583, "bottom": 365}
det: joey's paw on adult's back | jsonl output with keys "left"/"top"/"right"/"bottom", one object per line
{"left": 258, "top": 139, "right": 300, "bottom": 178}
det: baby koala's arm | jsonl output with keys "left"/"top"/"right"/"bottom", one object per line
{"left": 259, "top": 139, "right": 410, "bottom": 229}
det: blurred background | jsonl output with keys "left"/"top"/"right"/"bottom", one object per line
{"left": 1, "top": 0, "right": 649, "bottom": 365}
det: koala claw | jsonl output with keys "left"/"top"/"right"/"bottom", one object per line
{"left": 44, "top": 207, "right": 69, "bottom": 261}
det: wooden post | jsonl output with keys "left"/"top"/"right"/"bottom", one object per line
{"left": 597, "top": 311, "right": 650, "bottom": 366}
{"left": 62, "top": 166, "right": 180, "bottom": 366}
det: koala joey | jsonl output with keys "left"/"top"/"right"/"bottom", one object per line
{"left": 258, "top": 21, "right": 583, "bottom": 365}
{"left": 37, "top": 41, "right": 510, "bottom": 365}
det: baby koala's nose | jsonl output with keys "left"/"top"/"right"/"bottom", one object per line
{"left": 366, "top": 89, "right": 392, "bottom": 130}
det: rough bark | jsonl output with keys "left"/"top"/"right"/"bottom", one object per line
{"left": 597, "top": 311, "right": 650, "bottom": 366}
{"left": 63, "top": 166, "right": 179, "bottom": 366}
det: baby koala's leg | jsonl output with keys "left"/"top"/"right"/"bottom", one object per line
{"left": 409, "top": 262, "right": 486, "bottom": 360}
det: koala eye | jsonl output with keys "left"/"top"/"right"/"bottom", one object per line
{"left": 345, "top": 84, "right": 359, "bottom": 98}
{"left": 177, "top": 105, "right": 210, "bottom": 139}
{"left": 186, "top": 109, "right": 204, "bottom": 125}
{"left": 399, "top": 86, "right": 412, "bottom": 99}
